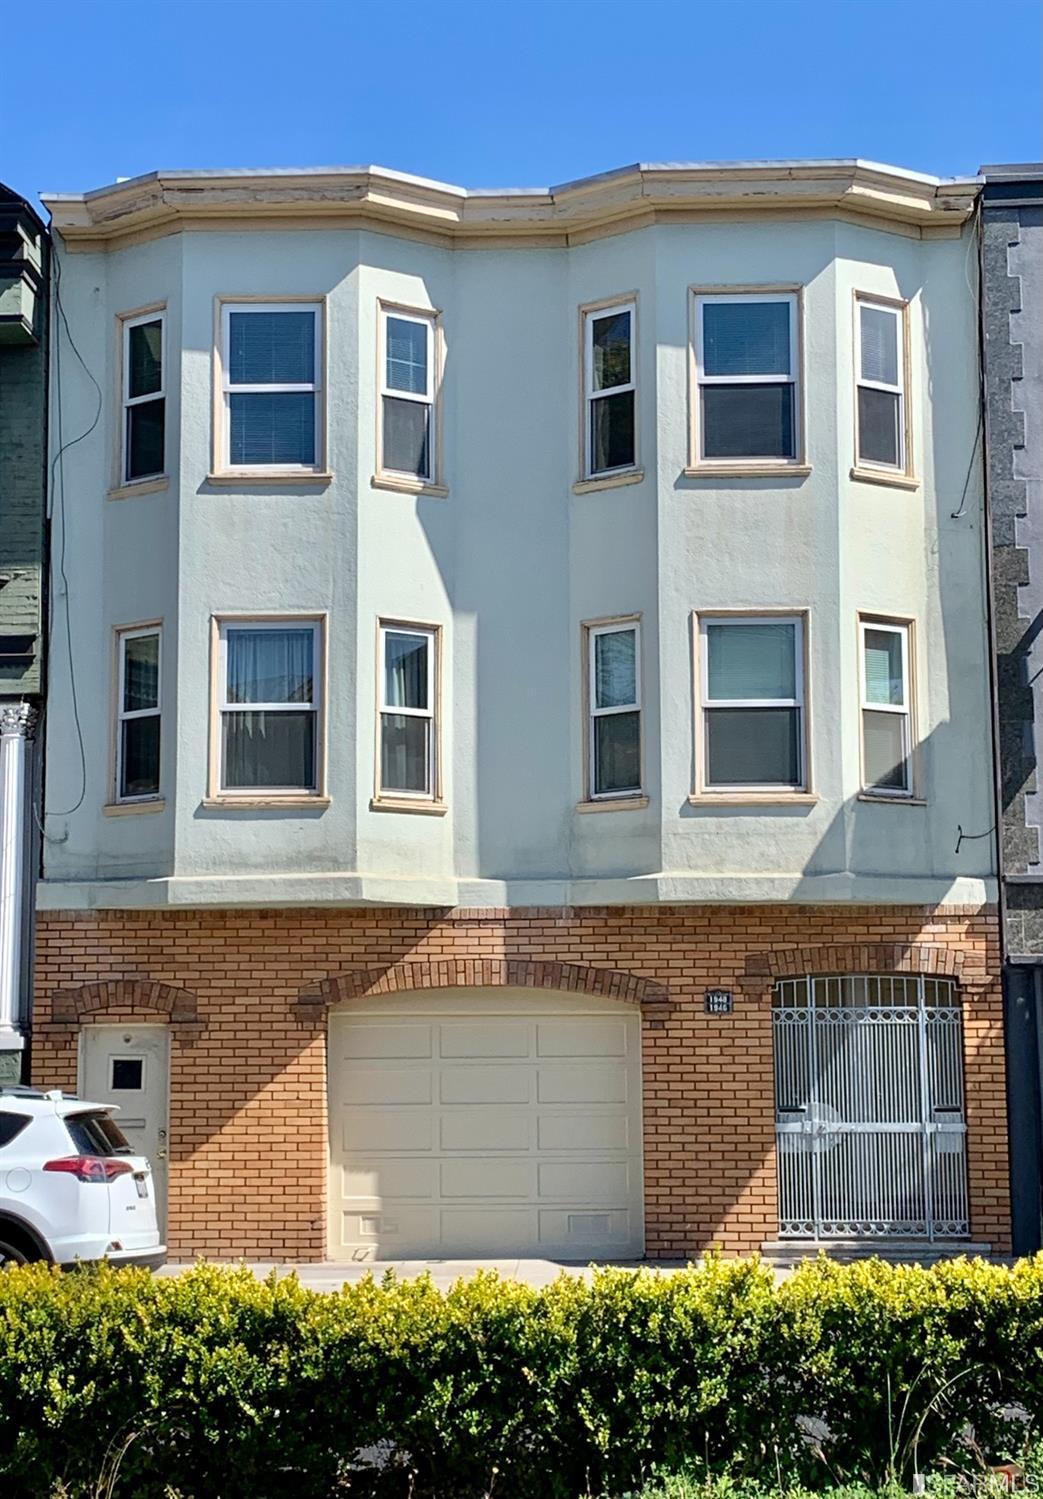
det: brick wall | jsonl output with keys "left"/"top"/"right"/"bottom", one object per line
{"left": 32, "top": 903, "right": 1009, "bottom": 1260}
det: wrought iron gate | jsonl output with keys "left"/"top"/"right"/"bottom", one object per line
{"left": 772, "top": 975, "right": 969, "bottom": 1240}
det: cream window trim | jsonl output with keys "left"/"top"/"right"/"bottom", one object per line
{"left": 576, "top": 795, "right": 649, "bottom": 813}
{"left": 858, "top": 615, "right": 916, "bottom": 799}
{"left": 573, "top": 468, "right": 645, "bottom": 495}
{"left": 375, "top": 619, "right": 443, "bottom": 805}
{"left": 369, "top": 796, "right": 448, "bottom": 816}
{"left": 212, "top": 296, "right": 327, "bottom": 477}
{"left": 377, "top": 301, "right": 444, "bottom": 489}
{"left": 114, "top": 624, "right": 162, "bottom": 805}
{"left": 107, "top": 477, "right": 170, "bottom": 502}
{"left": 117, "top": 306, "right": 167, "bottom": 488}
{"left": 853, "top": 292, "right": 914, "bottom": 480}
{"left": 580, "top": 296, "right": 639, "bottom": 483}
{"left": 102, "top": 798, "right": 166, "bottom": 817}
{"left": 692, "top": 609, "right": 811, "bottom": 797}
{"left": 688, "top": 285, "right": 806, "bottom": 470}
{"left": 208, "top": 613, "right": 328, "bottom": 801}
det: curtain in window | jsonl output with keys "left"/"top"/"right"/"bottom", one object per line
{"left": 703, "top": 302, "right": 790, "bottom": 376}
{"left": 223, "top": 712, "right": 316, "bottom": 790}
{"left": 591, "top": 311, "right": 630, "bottom": 391}
{"left": 228, "top": 311, "right": 315, "bottom": 385}
{"left": 384, "top": 633, "right": 428, "bottom": 709}
{"left": 227, "top": 628, "right": 314, "bottom": 705}
{"left": 595, "top": 630, "right": 636, "bottom": 708}
{"left": 706, "top": 622, "right": 796, "bottom": 701}
{"left": 381, "top": 715, "right": 431, "bottom": 794}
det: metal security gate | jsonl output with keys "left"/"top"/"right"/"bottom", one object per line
{"left": 773, "top": 975, "right": 969, "bottom": 1240}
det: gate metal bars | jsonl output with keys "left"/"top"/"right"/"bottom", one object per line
{"left": 772, "top": 975, "right": 969, "bottom": 1240}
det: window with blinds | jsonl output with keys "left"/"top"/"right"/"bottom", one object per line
{"left": 699, "top": 615, "right": 806, "bottom": 790}
{"left": 693, "top": 292, "right": 799, "bottom": 462}
{"left": 859, "top": 618, "right": 912, "bottom": 795}
{"left": 220, "top": 303, "right": 322, "bottom": 471}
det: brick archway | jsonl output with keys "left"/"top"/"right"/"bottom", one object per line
{"left": 298, "top": 958, "right": 672, "bottom": 1015}
{"left": 50, "top": 978, "right": 201, "bottom": 1027}
{"left": 740, "top": 941, "right": 979, "bottom": 996}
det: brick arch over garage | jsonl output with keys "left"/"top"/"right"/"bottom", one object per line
{"left": 739, "top": 941, "right": 982, "bottom": 995}
{"left": 50, "top": 979, "right": 202, "bottom": 1028}
{"left": 297, "top": 958, "right": 673, "bottom": 1016}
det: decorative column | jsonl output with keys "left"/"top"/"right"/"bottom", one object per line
{"left": 0, "top": 702, "right": 37, "bottom": 1082}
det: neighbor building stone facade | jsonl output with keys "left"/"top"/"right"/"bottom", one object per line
{"left": 37, "top": 161, "right": 1008, "bottom": 1261}
{"left": 981, "top": 163, "right": 1043, "bottom": 1251}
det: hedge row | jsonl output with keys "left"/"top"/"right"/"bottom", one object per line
{"left": 1, "top": 1255, "right": 1042, "bottom": 1498}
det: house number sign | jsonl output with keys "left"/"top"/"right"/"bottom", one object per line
{"left": 704, "top": 989, "right": 734, "bottom": 1015}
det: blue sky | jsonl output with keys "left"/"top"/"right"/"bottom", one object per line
{"left": 5, "top": 0, "right": 1041, "bottom": 211}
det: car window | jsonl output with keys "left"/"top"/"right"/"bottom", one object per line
{"left": 0, "top": 1114, "right": 30, "bottom": 1149}
{"left": 65, "top": 1112, "right": 133, "bottom": 1156}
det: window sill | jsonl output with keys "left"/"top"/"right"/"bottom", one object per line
{"left": 683, "top": 463, "right": 812, "bottom": 480}
{"left": 849, "top": 466, "right": 920, "bottom": 492}
{"left": 572, "top": 468, "right": 645, "bottom": 495}
{"left": 688, "top": 792, "right": 819, "bottom": 806}
{"left": 856, "top": 791, "right": 926, "bottom": 806}
{"left": 371, "top": 473, "right": 449, "bottom": 498}
{"left": 201, "top": 795, "right": 331, "bottom": 810}
{"left": 576, "top": 795, "right": 649, "bottom": 813}
{"left": 102, "top": 798, "right": 166, "bottom": 817}
{"left": 205, "top": 471, "right": 334, "bottom": 487}
{"left": 369, "top": 796, "right": 448, "bottom": 816}
{"left": 107, "top": 476, "right": 170, "bottom": 501}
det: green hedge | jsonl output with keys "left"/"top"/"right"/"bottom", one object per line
{"left": 0, "top": 1255, "right": 1041, "bottom": 1498}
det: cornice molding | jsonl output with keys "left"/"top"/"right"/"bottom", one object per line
{"left": 43, "top": 160, "right": 982, "bottom": 252}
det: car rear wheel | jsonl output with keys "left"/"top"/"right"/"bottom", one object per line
{"left": 0, "top": 1225, "right": 43, "bottom": 1266}
{"left": 0, "top": 1240, "right": 30, "bottom": 1267}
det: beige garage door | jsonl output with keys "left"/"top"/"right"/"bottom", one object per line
{"left": 328, "top": 988, "right": 644, "bottom": 1261}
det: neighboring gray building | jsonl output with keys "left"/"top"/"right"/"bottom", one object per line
{"left": 0, "top": 182, "right": 48, "bottom": 1083}
{"left": 981, "top": 164, "right": 1043, "bottom": 1252}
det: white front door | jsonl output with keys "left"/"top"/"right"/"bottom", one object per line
{"left": 80, "top": 1024, "right": 170, "bottom": 1231}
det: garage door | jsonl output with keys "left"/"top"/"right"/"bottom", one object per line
{"left": 328, "top": 988, "right": 644, "bottom": 1260}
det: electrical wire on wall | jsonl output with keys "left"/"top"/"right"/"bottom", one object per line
{"left": 38, "top": 234, "right": 100, "bottom": 827}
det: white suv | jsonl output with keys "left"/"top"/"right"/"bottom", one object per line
{"left": 0, "top": 1087, "right": 165, "bottom": 1268}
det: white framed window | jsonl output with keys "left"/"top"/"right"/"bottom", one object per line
{"left": 220, "top": 302, "right": 323, "bottom": 471}
{"left": 121, "top": 312, "right": 165, "bottom": 483}
{"left": 379, "top": 306, "right": 438, "bottom": 482}
{"left": 116, "top": 626, "right": 161, "bottom": 801}
{"left": 699, "top": 615, "right": 806, "bottom": 791}
{"left": 583, "top": 300, "right": 637, "bottom": 478}
{"left": 378, "top": 623, "right": 438, "bottom": 799}
{"left": 216, "top": 619, "right": 322, "bottom": 794}
{"left": 859, "top": 618, "right": 913, "bottom": 796}
{"left": 693, "top": 292, "right": 800, "bottom": 462}
{"left": 587, "top": 620, "right": 642, "bottom": 798}
{"left": 856, "top": 297, "right": 907, "bottom": 471}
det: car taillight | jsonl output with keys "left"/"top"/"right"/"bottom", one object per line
{"left": 43, "top": 1156, "right": 133, "bottom": 1183}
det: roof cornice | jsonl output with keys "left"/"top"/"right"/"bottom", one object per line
{"left": 42, "top": 160, "right": 982, "bottom": 252}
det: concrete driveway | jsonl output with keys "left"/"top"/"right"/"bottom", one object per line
{"left": 157, "top": 1258, "right": 692, "bottom": 1291}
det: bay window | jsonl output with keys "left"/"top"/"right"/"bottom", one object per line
{"left": 693, "top": 292, "right": 800, "bottom": 462}
{"left": 587, "top": 620, "right": 642, "bottom": 798}
{"left": 220, "top": 302, "right": 323, "bottom": 471}
{"left": 856, "top": 297, "right": 907, "bottom": 471}
{"left": 378, "top": 623, "right": 438, "bottom": 799}
{"left": 116, "top": 627, "right": 161, "bottom": 801}
{"left": 583, "top": 300, "right": 637, "bottom": 478}
{"left": 216, "top": 619, "right": 322, "bottom": 794}
{"left": 699, "top": 615, "right": 806, "bottom": 791}
{"left": 860, "top": 618, "right": 913, "bottom": 795}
